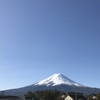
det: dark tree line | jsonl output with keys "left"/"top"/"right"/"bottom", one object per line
{"left": 25, "top": 90, "right": 100, "bottom": 100}
{"left": 25, "top": 90, "right": 66, "bottom": 100}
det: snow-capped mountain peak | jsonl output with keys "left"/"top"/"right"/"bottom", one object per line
{"left": 35, "top": 73, "right": 85, "bottom": 87}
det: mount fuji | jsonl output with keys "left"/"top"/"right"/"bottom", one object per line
{"left": 0, "top": 73, "right": 100, "bottom": 96}
{"left": 35, "top": 73, "right": 85, "bottom": 87}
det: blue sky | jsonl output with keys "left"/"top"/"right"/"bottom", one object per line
{"left": 0, "top": 0, "right": 100, "bottom": 90}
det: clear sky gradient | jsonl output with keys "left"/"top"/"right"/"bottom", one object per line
{"left": 0, "top": 0, "right": 100, "bottom": 90}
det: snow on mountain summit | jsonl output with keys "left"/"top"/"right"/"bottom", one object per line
{"left": 35, "top": 73, "right": 85, "bottom": 87}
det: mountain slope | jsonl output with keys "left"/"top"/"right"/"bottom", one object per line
{"left": 35, "top": 73, "right": 85, "bottom": 87}
{"left": 0, "top": 73, "right": 100, "bottom": 96}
